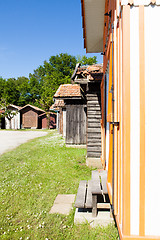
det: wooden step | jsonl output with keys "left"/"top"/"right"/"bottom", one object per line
{"left": 74, "top": 180, "right": 87, "bottom": 208}
{"left": 85, "top": 180, "right": 93, "bottom": 208}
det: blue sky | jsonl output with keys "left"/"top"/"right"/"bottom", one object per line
{"left": 0, "top": 0, "right": 102, "bottom": 79}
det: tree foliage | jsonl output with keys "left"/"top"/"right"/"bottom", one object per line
{"left": 77, "top": 55, "right": 97, "bottom": 66}
{"left": 0, "top": 53, "right": 98, "bottom": 110}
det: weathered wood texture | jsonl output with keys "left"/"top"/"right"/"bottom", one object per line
{"left": 100, "top": 170, "right": 108, "bottom": 194}
{"left": 75, "top": 170, "right": 109, "bottom": 216}
{"left": 66, "top": 104, "right": 86, "bottom": 144}
{"left": 74, "top": 180, "right": 87, "bottom": 208}
{"left": 85, "top": 180, "right": 93, "bottom": 208}
{"left": 87, "top": 91, "right": 102, "bottom": 158}
{"left": 59, "top": 108, "right": 63, "bottom": 135}
{"left": 21, "top": 106, "right": 43, "bottom": 129}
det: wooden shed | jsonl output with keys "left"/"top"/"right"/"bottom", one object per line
{"left": 5, "top": 104, "right": 21, "bottom": 130}
{"left": 81, "top": 0, "right": 160, "bottom": 239}
{"left": 72, "top": 64, "right": 103, "bottom": 168}
{"left": 20, "top": 104, "right": 45, "bottom": 129}
{"left": 39, "top": 112, "right": 56, "bottom": 129}
{"left": 54, "top": 84, "right": 86, "bottom": 145}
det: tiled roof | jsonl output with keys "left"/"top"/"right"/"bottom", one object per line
{"left": 72, "top": 64, "right": 103, "bottom": 81}
{"left": 54, "top": 84, "right": 81, "bottom": 98}
{"left": 19, "top": 104, "right": 45, "bottom": 112}
{"left": 53, "top": 100, "right": 65, "bottom": 107}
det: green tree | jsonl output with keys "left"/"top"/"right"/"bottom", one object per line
{"left": 49, "top": 53, "right": 77, "bottom": 80}
{"left": 0, "top": 77, "right": 5, "bottom": 100}
{"left": 16, "top": 76, "right": 31, "bottom": 106}
{"left": 28, "top": 75, "right": 42, "bottom": 107}
{"left": 76, "top": 55, "right": 97, "bottom": 65}
{"left": 39, "top": 73, "right": 59, "bottom": 129}
{"left": 2, "top": 78, "right": 19, "bottom": 105}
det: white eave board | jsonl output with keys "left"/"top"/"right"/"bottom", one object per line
{"left": 84, "top": 0, "right": 105, "bottom": 53}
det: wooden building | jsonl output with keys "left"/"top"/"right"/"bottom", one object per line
{"left": 39, "top": 112, "right": 56, "bottom": 129}
{"left": 81, "top": 0, "right": 160, "bottom": 239}
{"left": 20, "top": 104, "right": 45, "bottom": 129}
{"left": 72, "top": 64, "right": 103, "bottom": 168}
{"left": 5, "top": 104, "right": 21, "bottom": 130}
{"left": 54, "top": 84, "right": 86, "bottom": 145}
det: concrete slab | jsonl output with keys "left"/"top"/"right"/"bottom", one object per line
{"left": 86, "top": 157, "right": 103, "bottom": 168}
{"left": 49, "top": 203, "right": 73, "bottom": 215}
{"left": 54, "top": 194, "right": 75, "bottom": 204}
{"left": 74, "top": 208, "right": 113, "bottom": 227}
{"left": 49, "top": 194, "right": 75, "bottom": 215}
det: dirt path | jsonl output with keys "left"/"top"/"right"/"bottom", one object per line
{"left": 0, "top": 130, "right": 48, "bottom": 155}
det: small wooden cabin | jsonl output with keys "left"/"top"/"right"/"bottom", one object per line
{"left": 5, "top": 104, "right": 21, "bottom": 130}
{"left": 39, "top": 112, "right": 56, "bottom": 129}
{"left": 54, "top": 84, "right": 86, "bottom": 145}
{"left": 72, "top": 64, "right": 103, "bottom": 168}
{"left": 20, "top": 104, "right": 45, "bottom": 129}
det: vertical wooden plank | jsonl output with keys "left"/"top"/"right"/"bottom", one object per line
{"left": 122, "top": 5, "right": 131, "bottom": 236}
{"left": 92, "top": 194, "right": 97, "bottom": 217}
{"left": 139, "top": 5, "right": 145, "bottom": 237}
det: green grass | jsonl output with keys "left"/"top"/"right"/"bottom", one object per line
{"left": 0, "top": 130, "right": 119, "bottom": 240}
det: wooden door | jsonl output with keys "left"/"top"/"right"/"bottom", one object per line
{"left": 66, "top": 105, "right": 86, "bottom": 144}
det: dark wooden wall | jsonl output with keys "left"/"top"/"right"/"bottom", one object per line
{"left": 21, "top": 107, "right": 42, "bottom": 129}
{"left": 66, "top": 104, "right": 86, "bottom": 144}
{"left": 87, "top": 83, "right": 102, "bottom": 158}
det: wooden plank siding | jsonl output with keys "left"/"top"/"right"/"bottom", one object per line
{"left": 87, "top": 92, "right": 102, "bottom": 158}
{"left": 66, "top": 104, "right": 86, "bottom": 144}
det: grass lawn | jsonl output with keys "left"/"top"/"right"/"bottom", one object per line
{"left": 0, "top": 130, "right": 119, "bottom": 240}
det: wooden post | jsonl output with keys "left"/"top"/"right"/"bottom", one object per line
{"left": 92, "top": 194, "right": 97, "bottom": 217}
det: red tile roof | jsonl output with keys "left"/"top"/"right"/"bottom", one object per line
{"left": 54, "top": 84, "right": 81, "bottom": 98}
{"left": 72, "top": 64, "right": 103, "bottom": 81}
{"left": 53, "top": 100, "right": 65, "bottom": 108}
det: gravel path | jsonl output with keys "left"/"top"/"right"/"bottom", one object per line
{"left": 0, "top": 130, "right": 48, "bottom": 155}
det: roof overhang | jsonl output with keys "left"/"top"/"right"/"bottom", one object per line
{"left": 121, "top": 0, "right": 160, "bottom": 6}
{"left": 81, "top": 0, "right": 105, "bottom": 53}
